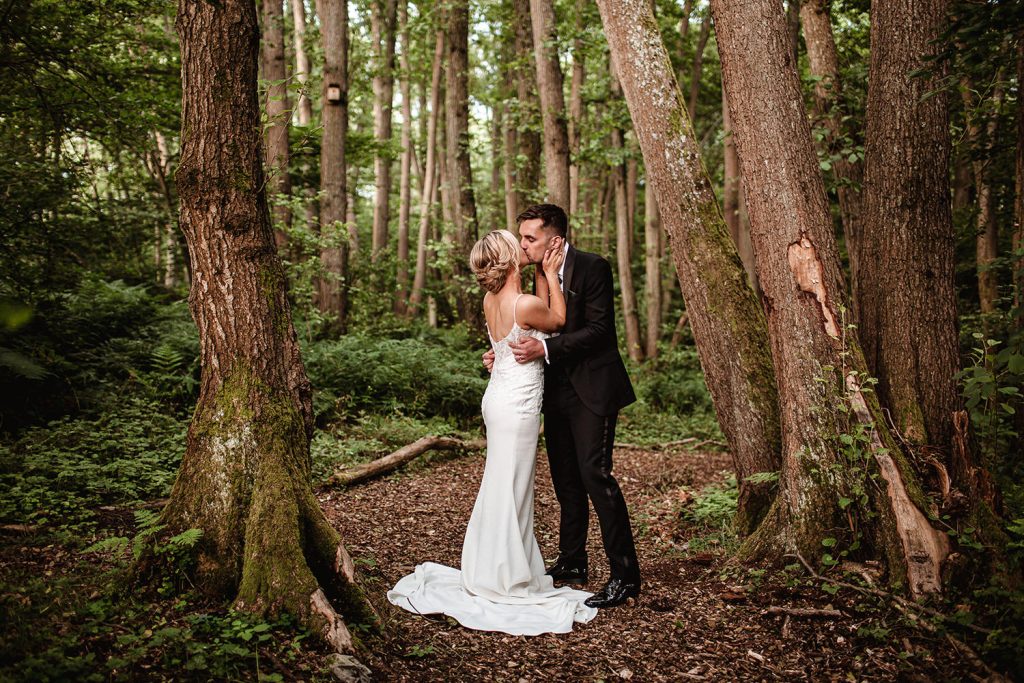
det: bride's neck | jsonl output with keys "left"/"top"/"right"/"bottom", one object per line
{"left": 497, "top": 272, "right": 522, "bottom": 297}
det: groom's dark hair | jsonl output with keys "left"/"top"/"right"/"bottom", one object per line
{"left": 516, "top": 203, "right": 568, "bottom": 238}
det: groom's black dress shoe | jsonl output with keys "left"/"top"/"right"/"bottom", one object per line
{"left": 584, "top": 578, "right": 640, "bottom": 608}
{"left": 545, "top": 559, "right": 588, "bottom": 585}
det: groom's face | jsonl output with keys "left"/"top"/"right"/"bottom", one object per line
{"left": 519, "top": 219, "right": 557, "bottom": 265}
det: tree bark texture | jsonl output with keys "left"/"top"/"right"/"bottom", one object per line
{"left": 859, "top": 0, "right": 961, "bottom": 452}
{"left": 370, "top": 0, "right": 398, "bottom": 260}
{"left": 317, "top": 0, "right": 349, "bottom": 331}
{"left": 722, "top": 89, "right": 757, "bottom": 292}
{"left": 261, "top": 0, "right": 292, "bottom": 244}
{"left": 710, "top": 0, "right": 949, "bottom": 593}
{"left": 568, "top": 0, "right": 585, "bottom": 219}
{"left": 164, "top": 0, "right": 366, "bottom": 650}
{"left": 530, "top": 0, "right": 571, "bottom": 211}
{"left": 395, "top": 0, "right": 412, "bottom": 314}
{"left": 799, "top": 0, "right": 863, "bottom": 297}
{"left": 598, "top": 0, "right": 782, "bottom": 532}
{"left": 1016, "top": 36, "right": 1024, "bottom": 322}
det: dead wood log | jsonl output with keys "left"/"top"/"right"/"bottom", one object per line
{"left": 766, "top": 606, "right": 843, "bottom": 618}
{"left": 327, "top": 435, "right": 486, "bottom": 487}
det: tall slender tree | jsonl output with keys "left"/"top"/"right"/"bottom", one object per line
{"left": 155, "top": 0, "right": 368, "bottom": 651}
{"left": 370, "top": 0, "right": 398, "bottom": 260}
{"left": 643, "top": 180, "right": 661, "bottom": 359}
{"left": 711, "top": 0, "right": 950, "bottom": 593}
{"left": 512, "top": 0, "right": 542, "bottom": 216}
{"left": 530, "top": 0, "right": 571, "bottom": 211}
{"left": 289, "top": 0, "right": 314, "bottom": 126}
{"left": 446, "top": 0, "right": 481, "bottom": 327}
{"left": 261, "top": 0, "right": 292, "bottom": 245}
{"left": 395, "top": 0, "right": 413, "bottom": 314}
{"left": 317, "top": 0, "right": 349, "bottom": 331}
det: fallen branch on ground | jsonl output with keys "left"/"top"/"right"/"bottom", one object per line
{"left": 766, "top": 606, "right": 843, "bottom": 618}
{"left": 326, "top": 435, "right": 486, "bottom": 487}
{"left": 616, "top": 438, "right": 727, "bottom": 451}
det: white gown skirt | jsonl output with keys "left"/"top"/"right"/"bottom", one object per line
{"left": 388, "top": 373, "right": 597, "bottom": 635}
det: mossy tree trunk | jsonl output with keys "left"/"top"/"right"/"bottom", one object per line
{"left": 709, "top": 0, "right": 951, "bottom": 596}
{"left": 154, "top": 0, "right": 368, "bottom": 652}
{"left": 597, "top": 0, "right": 781, "bottom": 534}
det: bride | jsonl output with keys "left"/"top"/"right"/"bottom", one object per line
{"left": 387, "top": 229, "right": 598, "bottom": 635}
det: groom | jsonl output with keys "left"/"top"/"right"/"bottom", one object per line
{"left": 486, "top": 203, "right": 641, "bottom": 608}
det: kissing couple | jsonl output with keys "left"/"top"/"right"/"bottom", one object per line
{"left": 388, "top": 204, "right": 641, "bottom": 636}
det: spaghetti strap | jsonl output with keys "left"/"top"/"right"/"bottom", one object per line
{"left": 512, "top": 293, "right": 525, "bottom": 329}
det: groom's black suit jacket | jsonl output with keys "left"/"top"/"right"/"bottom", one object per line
{"left": 542, "top": 246, "right": 636, "bottom": 417}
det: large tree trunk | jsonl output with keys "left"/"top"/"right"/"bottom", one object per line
{"left": 409, "top": 31, "right": 444, "bottom": 315}
{"left": 159, "top": 0, "right": 367, "bottom": 652}
{"left": 643, "top": 180, "right": 661, "bottom": 359}
{"left": 370, "top": 0, "right": 398, "bottom": 260}
{"left": 710, "top": 0, "right": 950, "bottom": 594}
{"left": 261, "top": 0, "right": 292, "bottom": 246}
{"left": 394, "top": 0, "right": 412, "bottom": 315}
{"left": 446, "top": 0, "right": 481, "bottom": 327}
{"left": 289, "top": 0, "right": 313, "bottom": 126}
{"left": 530, "top": 0, "right": 571, "bottom": 210}
{"left": 598, "top": 0, "right": 782, "bottom": 532}
{"left": 799, "top": 0, "right": 864, "bottom": 298}
{"left": 610, "top": 57, "right": 644, "bottom": 362}
{"left": 317, "top": 0, "right": 349, "bottom": 332}
{"left": 859, "top": 0, "right": 960, "bottom": 451}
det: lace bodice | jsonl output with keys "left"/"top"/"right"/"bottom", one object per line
{"left": 485, "top": 306, "right": 549, "bottom": 415}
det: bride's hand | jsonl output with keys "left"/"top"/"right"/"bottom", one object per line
{"left": 542, "top": 241, "right": 564, "bottom": 277}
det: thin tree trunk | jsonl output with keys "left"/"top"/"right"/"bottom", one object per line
{"left": 598, "top": 0, "right": 782, "bottom": 532}
{"left": 158, "top": 0, "right": 369, "bottom": 651}
{"left": 568, "top": 0, "right": 585, "bottom": 219}
{"left": 370, "top": 0, "right": 398, "bottom": 260}
{"left": 530, "top": 0, "right": 571, "bottom": 210}
{"left": 610, "top": 55, "right": 643, "bottom": 362}
{"left": 643, "top": 180, "right": 661, "bottom": 359}
{"left": 513, "top": 0, "right": 542, "bottom": 213}
{"left": 859, "top": 0, "right": 963, "bottom": 453}
{"left": 409, "top": 33, "right": 444, "bottom": 315}
{"left": 800, "top": 0, "right": 864, "bottom": 301}
{"left": 687, "top": 17, "right": 712, "bottom": 119}
{"left": 1016, "top": 36, "right": 1024, "bottom": 324}
{"left": 711, "top": 0, "right": 950, "bottom": 593}
{"left": 261, "top": 0, "right": 292, "bottom": 245}
{"left": 722, "top": 89, "right": 757, "bottom": 292}
{"left": 395, "top": 0, "right": 413, "bottom": 315}
{"left": 503, "top": 92, "right": 519, "bottom": 230}
{"left": 962, "top": 78, "right": 1005, "bottom": 316}
{"left": 317, "top": 0, "right": 349, "bottom": 331}
{"left": 678, "top": 0, "right": 694, "bottom": 85}
{"left": 289, "top": 0, "right": 313, "bottom": 126}
{"left": 626, "top": 154, "right": 638, "bottom": 259}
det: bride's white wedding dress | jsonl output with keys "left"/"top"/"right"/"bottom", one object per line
{"left": 387, "top": 296, "right": 597, "bottom": 635}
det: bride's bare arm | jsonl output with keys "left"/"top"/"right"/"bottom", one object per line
{"left": 518, "top": 243, "right": 565, "bottom": 333}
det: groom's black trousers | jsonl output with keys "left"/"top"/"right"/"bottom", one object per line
{"left": 543, "top": 370, "right": 640, "bottom": 584}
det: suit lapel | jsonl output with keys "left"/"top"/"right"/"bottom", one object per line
{"left": 562, "top": 244, "right": 577, "bottom": 298}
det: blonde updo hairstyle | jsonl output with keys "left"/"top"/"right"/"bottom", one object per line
{"left": 470, "top": 229, "right": 521, "bottom": 294}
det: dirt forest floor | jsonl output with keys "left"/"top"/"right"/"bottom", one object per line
{"left": 323, "top": 446, "right": 1000, "bottom": 682}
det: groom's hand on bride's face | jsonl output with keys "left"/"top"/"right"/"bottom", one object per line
{"left": 482, "top": 349, "right": 495, "bottom": 373}
{"left": 509, "top": 338, "right": 544, "bottom": 364}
